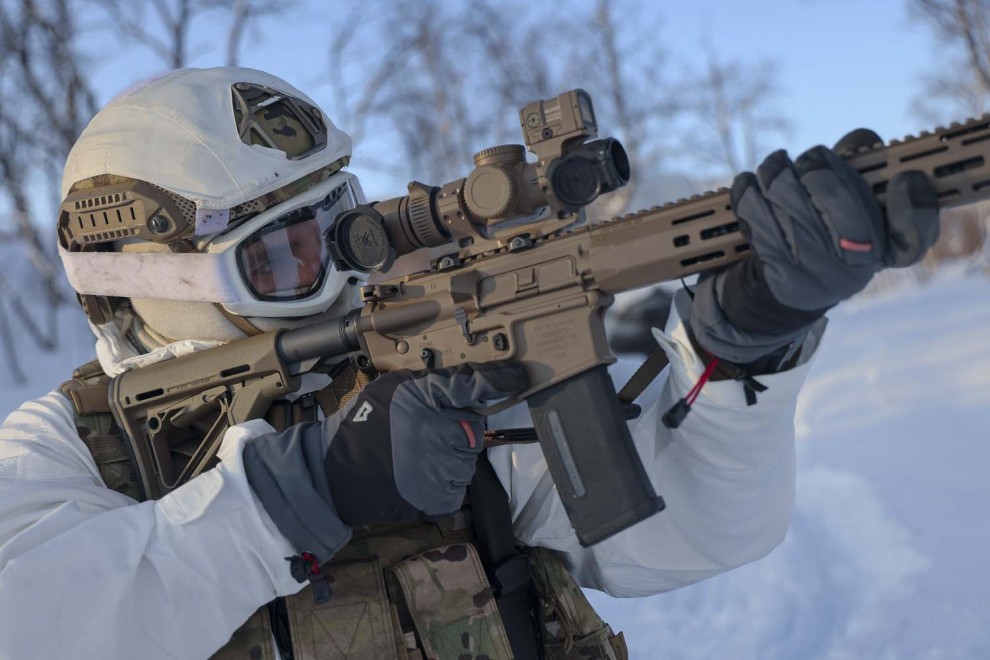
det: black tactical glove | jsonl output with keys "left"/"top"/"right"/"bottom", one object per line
{"left": 691, "top": 135, "right": 940, "bottom": 365}
{"left": 243, "top": 362, "right": 528, "bottom": 568}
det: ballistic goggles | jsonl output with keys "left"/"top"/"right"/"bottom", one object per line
{"left": 59, "top": 171, "right": 365, "bottom": 318}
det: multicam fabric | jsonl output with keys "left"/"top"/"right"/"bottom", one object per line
{"left": 287, "top": 559, "right": 404, "bottom": 659}
{"left": 391, "top": 544, "right": 513, "bottom": 660}
{"left": 68, "top": 360, "right": 619, "bottom": 660}
{"left": 544, "top": 628, "right": 628, "bottom": 660}
{"left": 223, "top": 158, "right": 349, "bottom": 234}
{"left": 231, "top": 82, "right": 329, "bottom": 161}
{"left": 59, "top": 363, "right": 141, "bottom": 501}
{"left": 529, "top": 547, "right": 629, "bottom": 660}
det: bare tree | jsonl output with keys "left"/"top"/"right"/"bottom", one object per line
{"left": 322, "top": 0, "right": 683, "bottom": 216}
{"left": 0, "top": 0, "right": 100, "bottom": 381}
{"left": 683, "top": 44, "right": 791, "bottom": 177}
{"left": 0, "top": 0, "right": 295, "bottom": 382}
{"left": 321, "top": 0, "right": 788, "bottom": 221}
{"left": 910, "top": 0, "right": 990, "bottom": 272}
{"left": 95, "top": 0, "right": 294, "bottom": 69}
{"left": 325, "top": 0, "right": 553, "bottom": 185}
{"left": 224, "top": 0, "right": 294, "bottom": 66}
{"left": 95, "top": 0, "right": 198, "bottom": 68}
{"left": 0, "top": 0, "right": 795, "bottom": 381}
{"left": 560, "top": 0, "right": 678, "bottom": 217}
{"left": 911, "top": 0, "right": 990, "bottom": 118}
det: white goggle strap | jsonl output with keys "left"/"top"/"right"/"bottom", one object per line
{"left": 58, "top": 243, "right": 241, "bottom": 303}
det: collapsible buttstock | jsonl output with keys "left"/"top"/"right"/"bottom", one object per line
{"left": 526, "top": 365, "right": 665, "bottom": 546}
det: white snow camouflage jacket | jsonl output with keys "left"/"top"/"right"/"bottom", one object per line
{"left": 0, "top": 293, "right": 817, "bottom": 659}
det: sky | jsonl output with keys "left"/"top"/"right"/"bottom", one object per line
{"left": 645, "top": 0, "right": 942, "bottom": 148}
{"left": 85, "top": 0, "right": 947, "bottom": 199}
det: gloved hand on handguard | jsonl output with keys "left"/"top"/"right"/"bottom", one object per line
{"left": 690, "top": 132, "right": 941, "bottom": 367}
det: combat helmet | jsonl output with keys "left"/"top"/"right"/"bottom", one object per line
{"left": 58, "top": 67, "right": 365, "bottom": 345}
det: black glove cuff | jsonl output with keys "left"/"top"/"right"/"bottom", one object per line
{"left": 720, "top": 256, "right": 830, "bottom": 336}
{"left": 686, "top": 323, "right": 803, "bottom": 378}
{"left": 323, "top": 379, "right": 424, "bottom": 526}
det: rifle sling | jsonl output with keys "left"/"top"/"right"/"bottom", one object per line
{"left": 617, "top": 346, "right": 670, "bottom": 406}
{"left": 65, "top": 383, "right": 113, "bottom": 415}
{"left": 469, "top": 452, "right": 542, "bottom": 660}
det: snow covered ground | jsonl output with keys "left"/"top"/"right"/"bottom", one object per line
{"left": 1, "top": 264, "right": 987, "bottom": 659}
{"left": 589, "top": 264, "right": 990, "bottom": 659}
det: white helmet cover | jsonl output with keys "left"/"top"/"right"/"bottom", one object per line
{"left": 59, "top": 67, "right": 362, "bottom": 324}
{"left": 61, "top": 67, "right": 351, "bottom": 212}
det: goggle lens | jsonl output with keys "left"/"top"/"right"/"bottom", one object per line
{"left": 236, "top": 181, "right": 356, "bottom": 301}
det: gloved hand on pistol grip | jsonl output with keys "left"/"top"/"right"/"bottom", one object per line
{"left": 690, "top": 131, "right": 941, "bottom": 366}
{"left": 243, "top": 361, "right": 528, "bottom": 565}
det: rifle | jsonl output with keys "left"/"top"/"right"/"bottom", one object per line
{"left": 109, "top": 90, "right": 990, "bottom": 546}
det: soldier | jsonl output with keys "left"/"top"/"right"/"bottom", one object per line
{"left": 0, "top": 67, "right": 937, "bottom": 659}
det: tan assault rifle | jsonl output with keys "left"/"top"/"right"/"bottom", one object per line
{"left": 110, "top": 90, "right": 990, "bottom": 546}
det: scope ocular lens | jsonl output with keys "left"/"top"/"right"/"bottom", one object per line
{"left": 327, "top": 207, "right": 394, "bottom": 273}
{"left": 552, "top": 159, "right": 601, "bottom": 207}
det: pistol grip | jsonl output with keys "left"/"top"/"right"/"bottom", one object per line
{"left": 526, "top": 365, "right": 665, "bottom": 546}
